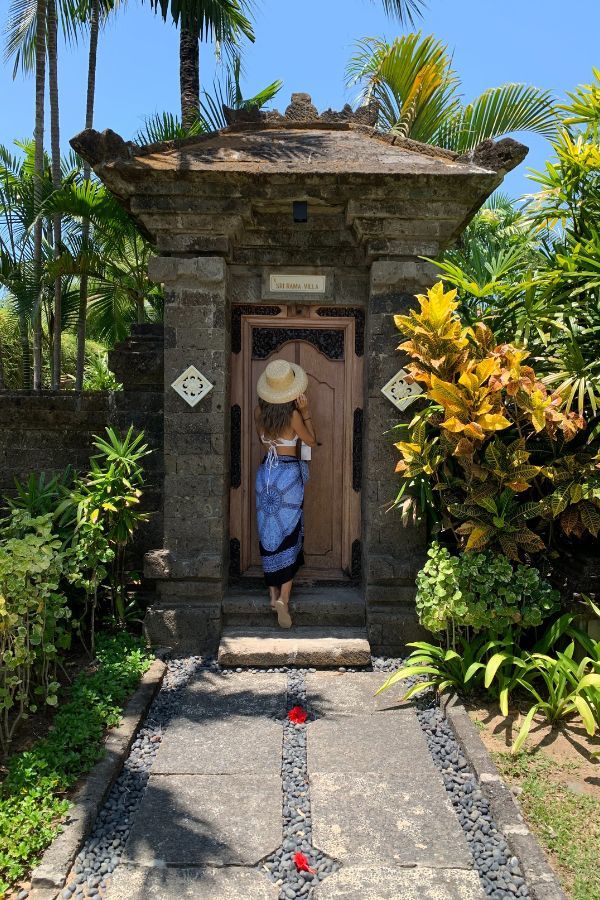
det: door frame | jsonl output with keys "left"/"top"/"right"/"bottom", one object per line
{"left": 230, "top": 306, "right": 363, "bottom": 580}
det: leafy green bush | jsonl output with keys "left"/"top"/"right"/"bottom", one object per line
{"left": 416, "top": 542, "right": 560, "bottom": 638}
{"left": 0, "top": 632, "right": 153, "bottom": 894}
{"left": 65, "top": 426, "right": 151, "bottom": 625}
{"left": 0, "top": 511, "right": 71, "bottom": 752}
{"left": 82, "top": 352, "right": 122, "bottom": 392}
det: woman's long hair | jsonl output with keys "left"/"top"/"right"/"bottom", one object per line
{"left": 258, "top": 399, "right": 296, "bottom": 438}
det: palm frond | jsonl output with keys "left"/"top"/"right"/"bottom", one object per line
{"left": 438, "top": 83, "right": 560, "bottom": 152}
{"left": 141, "top": 0, "right": 254, "bottom": 43}
{"left": 372, "top": 0, "right": 426, "bottom": 27}
{"left": 346, "top": 33, "right": 461, "bottom": 140}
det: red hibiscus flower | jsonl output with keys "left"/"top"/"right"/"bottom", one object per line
{"left": 293, "top": 851, "right": 317, "bottom": 874}
{"left": 287, "top": 705, "right": 308, "bottom": 724}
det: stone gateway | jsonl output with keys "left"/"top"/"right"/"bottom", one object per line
{"left": 71, "top": 95, "right": 526, "bottom": 662}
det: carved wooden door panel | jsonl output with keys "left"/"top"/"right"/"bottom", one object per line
{"left": 249, "top": 338, "right": 345, "bottom": 573}
{"left": 230, "top": 307, "right": 362, "bottom": 582}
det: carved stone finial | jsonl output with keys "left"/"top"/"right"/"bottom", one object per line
{"left": 319, "top": 101, "right": 379, "bottom": 127}
{"left": 284, "top": 92, "right": 319, "bottom": 121}
{"left": 70, "top": 128, "right": 133, "bottom": 166}
{"left": 458, "top": 137, "right": 528, "bottom": 176}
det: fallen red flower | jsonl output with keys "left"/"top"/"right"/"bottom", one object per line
{"left": 293, "top": 851, "right": 317, "bottom": 874}
{"left": 287, "top": 705, "right": 308, "bottom": 724}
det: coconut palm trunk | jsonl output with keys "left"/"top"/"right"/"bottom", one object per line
{"left": 76, "top": 0, "right": 100, "bottom": 392}
{"left": 32, "top": 0, "right": 47, "bottom": 391}
{"left": 180, "top": 25, "right": 200, "bottom": 130}
{"left": 47, "top": 0, "right": 62, "bottom": 390}
{"left": 0, "top": 332, "right": 5, "bottom": 389}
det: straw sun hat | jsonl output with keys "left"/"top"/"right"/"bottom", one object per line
{"left": 257, "top": 359, "right": 308, "bottom": 405}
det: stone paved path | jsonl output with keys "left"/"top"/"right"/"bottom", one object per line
{"left": 106, "top": 670, "right": 484, "bottom": 900}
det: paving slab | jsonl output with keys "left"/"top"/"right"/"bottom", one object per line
{"left": 308, "top": 713, "right": 434, "bottom": 773}
{"left": 153, "top": 716, "right": 282, "bottom": 774}
{"left": 306, "top": 672, "right": 410, "bottom": 718}
{"left": 176, "top": 671, "right": 287, "bottom": 719}
{"left": 217, "top": 627, "right": 371, "bottom": 667}
{"left": 313, "top": 866, "right": 485, "bottom": 899}
{"left": 107, "top": 865, "right": 279, "bottom": 899}
{"left": 123, "top": 774, "right": 281, "bottom": 866}
{"left": 311, "top": 773, "right": 473, "bottom": 869}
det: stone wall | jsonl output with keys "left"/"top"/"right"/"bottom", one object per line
{"left": 0, "top": 324, "right": 164, "bottom": 574}
{"left": 364, "top": 260, "right": 434, "bottom": 654}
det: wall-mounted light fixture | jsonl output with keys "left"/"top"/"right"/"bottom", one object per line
{"left": 293, "top": 201, "right": 308, "bottom": 223}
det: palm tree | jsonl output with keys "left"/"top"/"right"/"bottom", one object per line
{"left": 32, "top": 0, "right": 46, "bottom": 390}
{"left": 47, "top": 0, "right": 62, "bottom": 388}
{"left": 347, "top": 33, "right": 559, "bottom": 151}
{"left": 0, "top": 144, "right": 37, "bottom": 388}
{"left": 143, "top": 0, "right": 255, "bottom": 129}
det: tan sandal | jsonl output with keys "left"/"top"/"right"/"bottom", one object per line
{"left": 274, "top": 599, "right": 292, "bottom": 629}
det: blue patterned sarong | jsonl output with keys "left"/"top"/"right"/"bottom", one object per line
{"left": 256, "top": 453, "right": 309, "bottom": 586}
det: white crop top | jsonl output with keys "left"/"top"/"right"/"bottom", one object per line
{"left": 260, "top": 434, "right": 311, "bottom": 460}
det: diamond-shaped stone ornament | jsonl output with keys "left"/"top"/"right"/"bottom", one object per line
{"left": 381, "top": 368, "right": 423, "bottom": 411}
{"left": 171, "top": 365, "right": 214, "bottom": 407}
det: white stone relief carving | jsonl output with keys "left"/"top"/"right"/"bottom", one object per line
{"left": 171, "top": 365, "right": 214, "bottom": 407}
{"left": 381, "top": 368, "right": 423, "bottom": 411}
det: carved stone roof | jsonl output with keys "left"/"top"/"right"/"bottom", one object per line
{"left": 71, "top": 92, "right": 527, "bottom": 181}
{"left": 69, "top": 93, "right": 528, "bottom": 264}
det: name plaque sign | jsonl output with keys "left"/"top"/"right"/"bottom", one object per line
{"left": 270, "top": 274, "right": 326, "bottom": 294}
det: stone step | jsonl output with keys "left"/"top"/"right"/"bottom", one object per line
{"left": 223, "top": 586, "right": 365, "bottom": 628}
{"left": 217, "top": 626, "right": 371, "bottom": 668}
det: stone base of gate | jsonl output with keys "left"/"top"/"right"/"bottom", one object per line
{"left": 143, "top": 598, "right": 222, "bottom": 656}
{"left": 366, "top": 602, "right": 429, "bottom": 657}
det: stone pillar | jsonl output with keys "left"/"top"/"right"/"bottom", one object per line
{"left": 143, "top": 257, "right": 230, "bottom": 654}
{"left": 364, "top": 259, "right": 436, "bottom": 654}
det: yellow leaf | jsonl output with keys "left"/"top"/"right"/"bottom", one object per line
{"left": 466, "top": 524, "right": 493, "bottom": 550}
{"left": 441, "top": 417, "right": 466, "bottom": 433}
{"left": 477, "top": 413, "right": 512, "bottom": 432}
{"left": 458, "top": 371, "right": 479, "bottom": 393}
{"left": 475, "top": 357, "right": 500, "bottom": 383}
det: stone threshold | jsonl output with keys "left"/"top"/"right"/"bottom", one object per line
{"left": 217, "top": 626, "right": 371, "bottom": 668}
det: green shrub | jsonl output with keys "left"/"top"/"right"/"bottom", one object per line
{"left": 82, "top": 351, "right": 122, "bottom": 392}
{"left": 416, "top": 542, "right": 560, "bottom": 639}
{"left": 0, "top": 511, "right": 71, "bottom": 752}
{"left": 0, "top": 632, "right": 152, "bottom": 894}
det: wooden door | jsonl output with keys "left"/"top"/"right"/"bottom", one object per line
{"left": 230, "top": 307, "right": 362, "bottom": 581}
{"left": 249, "top": 340, "right": 345, "bottom": 571}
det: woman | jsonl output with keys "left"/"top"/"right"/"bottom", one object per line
{"left": 254, "top": 358, "right": 318, "bottom": 629}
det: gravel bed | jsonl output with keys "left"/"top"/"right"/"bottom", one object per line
{"left": 262, "top": 670, "right": 340, "bottom": 899}
{"left": 371, "top": 657, "right": 531, "bottom": 900}
{"left": 46, "top": 653, "right": 533, "bottom": 900}
{"left": 57, "top": 656, "right": 205, "bottom": 900}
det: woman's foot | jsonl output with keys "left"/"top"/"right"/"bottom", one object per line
{"left": 274, "top": 598, "right": 292, "bottom": 629}
{"left": 269, "top": 587, "right": 280, "bottom": 610}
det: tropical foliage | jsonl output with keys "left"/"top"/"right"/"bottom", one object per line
{"left": 435, "top": 69, "right": 600, "bottom": 421}
{"left": 393, "top": 280, "right": 600, "bottom": 558}
{"left": 346, "top": 32, "right": 559, "bottom": 149}
{"left": 379, "top": 600, "right": 600, "bottom": 752}
{"left": 0, "top": 632, "right": 152, "bottom": 895}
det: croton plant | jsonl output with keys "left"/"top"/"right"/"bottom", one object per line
{"left": 394, "top": 282, "right": 600, "bottom": 560}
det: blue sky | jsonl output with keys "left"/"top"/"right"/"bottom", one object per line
{"left": 1, "top": 0, "right": 599, "bottom": 198}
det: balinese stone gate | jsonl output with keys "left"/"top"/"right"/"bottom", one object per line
{"left": 72, "top": 94, "right": 526, "bottom": 657}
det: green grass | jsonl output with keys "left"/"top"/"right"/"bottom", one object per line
{"left": 494, "top": 751, "right": 600, "bottom": 900}
{"left": 0, "top": 632, "right": 153, "bottom": 895}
